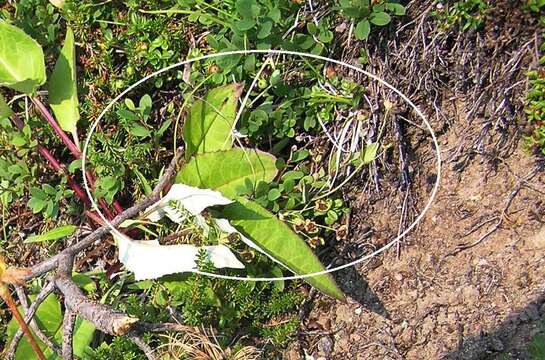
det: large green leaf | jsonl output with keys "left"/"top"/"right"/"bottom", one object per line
{"left": 0, "top": 21, "right": 46, "bottom": 94}
{"left": 219, "top": 198, "right": 345, "bottom": 300}
{"left": 0, "top": 93, "right": 12, "bottom": 118}
{"left": 6, "top": 293, "right": 95, "bottom": 359}
{"left": 48, "top": 27, "right": 80, "bottom": 135}
{"left": 176, "top": 148, "right": 277, "bottom": 198}
{"left": 182, "top": 84, "right": 242, "bottom": 159}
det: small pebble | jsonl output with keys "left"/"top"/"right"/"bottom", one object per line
{"left": 355, "top": 308, "right": 362, "bottom": 315}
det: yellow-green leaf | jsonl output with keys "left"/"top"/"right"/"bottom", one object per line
{"left": 182, "top": 84, "right": 243, "bottom": 159}
{"left": 24, "top": 225, "right": 77, "bottom": 243}
{"left": 0, "top": 21, "right": 46, "bottom": 94}
{"left": 176, "top": 148, "right": 277, "bottom": 198}
{"left": 48, "top": 27, "right": 79, "bottom": 135}
{"left": 219, "top": 198, "right": 346, "bottom": 300}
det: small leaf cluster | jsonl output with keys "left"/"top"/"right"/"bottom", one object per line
{"left": 28, "top": 183, "right": 73, "bottom": 219}
{"left": 239, "top": 73, "right": 366, "bottom": 142}
{"left": 432, "top": 0, "right": 489, "bottom": 31}
{"left": 524, "top": 69, "right": 545, "bottom": 156}
{"left": 524, "top": 0, "right": 545, "bottom": 13}
{"left": 338, "top": 0, "right": 406, "bottom": 40}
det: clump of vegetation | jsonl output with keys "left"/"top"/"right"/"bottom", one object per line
{"left": 524, "top": 69, "right": 545, "bottom": 156}
{"left": 0, "top": 0, "right": 402, "bottom": 358}
{"left": 523, "top": 4, "right": 545, "bottom": 156}
{"left": 432, "top": 0, "right": 489, "bottom": 30}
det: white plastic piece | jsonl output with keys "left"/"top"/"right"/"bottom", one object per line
{"left": 114, "top": 233, "right": 244, "bottom": 280}
{"left": 146, "top": 183, "right": 233, "bottom": 223}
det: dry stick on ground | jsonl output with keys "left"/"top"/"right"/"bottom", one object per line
{"left": 6, "top": 148, "right": 189, "bottom": 360}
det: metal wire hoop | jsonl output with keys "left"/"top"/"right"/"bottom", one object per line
{"left": 81, "top": 49, "right": 442, "bottom": 282}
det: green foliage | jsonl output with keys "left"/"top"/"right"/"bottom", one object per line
{"left": 220, "top": 197, "right": 345, "bottom": 300}
{"left": 529, "top": 333, "right": 545, "bottom": 359}
{"left": 86, "top": 336, "right": 147, "bottom": 360}
{"left": 0, "top": 20, "right": 46, "bottom": 94}
{"left": 176, "top": 148, "right": 277, "bottom": 198}
{"left": 28, "top": 183, "right": 73, "bottom": 219}
{"left": 239, "top": 76, "right": 366, "bottom": 143}
{"left": 24, "top": 224, "right": 76, "bottom": 243}
{"left": 524, "top": 69, "right": 545, "bottom": 155}
{"left": 48, "top": 26, "right": 79, "bottom": 135}
{"left": 0, "top": 94, "right": 12, "bottom": 119}
{"left": 176, "top": 84, "right": 344, "bottom": 300}
{"left": 432, "top": 0, "right": 489, "bottom": 31}
{"left": 157, "top": 274, "right": 302, "bottom": 338}
{"left": 524, "top": 0, "right": 545, "bottom": 13}
{"left": 338, "top": 0, "right": 406, "bottom": 40}
{"left": 0, "top": 0, "right": 374, "bottom": 356}
{"left": 0, "top": 120, "right": 35, "bottom": 208}
{"left": 183, "top": 84, "right": 241, "bottom": 158}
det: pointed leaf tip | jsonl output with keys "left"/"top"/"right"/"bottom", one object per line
{"left": 48, "top": 27, "right": 80, "bottom": 134}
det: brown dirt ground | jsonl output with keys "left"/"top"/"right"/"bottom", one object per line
{"left": 284, "top": 1, "right": 545, "bottom": 359}
{"left": 291, "top": 140, "right": 544, "bottom": 360}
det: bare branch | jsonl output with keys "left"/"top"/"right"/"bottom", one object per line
{"left": 61, "top": 309, "right": 77, "bottom": 360}
{"left": 54, "top": 274, "right": 138, "bottom": 336}
{"left": 128, "top": 333, "right": 157, "bottom": 360}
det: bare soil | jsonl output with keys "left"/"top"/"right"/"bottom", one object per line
{"left": 292, "top": 136, "right": 544, "bottom": 360}
{"left": 286, "top": 0, "right": 545, "bottom": 359}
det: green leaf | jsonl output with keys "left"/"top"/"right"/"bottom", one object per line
{"left": 386, "top": 3, "right": 406, "bottom": 16}
{"left": 236, "top": 0, "right": 260, "bottom": 19}
{"left": 291, "top": 149, "right": 309, "bottom": 162}
{"left": 24, "top": 224, "right": 77, "bottom": 243}
{"left": 48, "top": 27, "right": 79, "bottom": 135}
{"left": 0, "top": 21, "right": 46, "bottom": 94}
{"left": 363, "top": 142, "right": 379, "bottom": 163}
{"left": 257, "top": 20, "right": 273, "bottom": 39}
{"left": 268, "top": 7, "right": 281, "bottom": 22}
{"left": 235, "top": 18, "right": 256, "bottom": 31}
{"left": 176, "top": 148, "right": 277, "bottom": 198}
{"left": 219, "top": 198, "right": 345, "bottom": 300}
{"left": 267, "top": 188, "right": 281, "bottom": 201}
{"left": 182, "top": 84, "right": 242, "bottom": 159}
{"left": 130, "top": 124, "right": 151, "bottom": 138}
{"left": 133, "top": 167, "right": 153, "bottom": 195}
{"left": 6, "top": 294, "right": 95, "bottom": 359}
{"left": 0, "top": 94, "right": 12, "bottom": 118}
{"left": 139, "top": 94, "right": 152, "bottom": 112}
{"left": 354, "top": 20, "right": 371, "bottom": 40}
{"left": 28, "top": 197, "right": 46, "bottom": 213}
{"left": 370, "top": 11, "right": 391, "bottom": 26}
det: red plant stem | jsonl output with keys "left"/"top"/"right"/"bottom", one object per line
{"left": 1, "top": 287, "right": 47, "bottom": 360}
{"left": 10, "top": 114, "right": 91, "bottom": 207}
{"left": 30, "top": 97, "right": 125, "bottom": 217}
{"left": 38, "top": 146, "right": 91, "bottom": 207}
{"left": 85, "top": 210, "right": 105, "bottom": 226}
{"left": 31, "top": 98, "right": 81, "bottom": 159}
